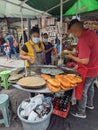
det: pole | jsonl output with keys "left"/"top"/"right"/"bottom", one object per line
{"left": 60, "top": 0, "right": 63, "bottom": 62}
{"left": 20, "top": 7, "right": 27, "bottom": 75}
{"left": 20, "top": 0, "right": 28, "bottom": 76}
{"left": 76, "top": 0, "right": 78, "bottom": 17}
{"left": 27, "top": 18, "right": 31, "bottom": 41}
{"left": 20, "top": 8, "right": 24, "bottom": 45}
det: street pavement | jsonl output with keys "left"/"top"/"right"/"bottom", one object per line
{"left": 0, "top": 55, "right": 24, "bottom": 69}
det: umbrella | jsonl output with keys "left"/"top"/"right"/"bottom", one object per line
{"left": 64, "top": 0, "right": 98, "bottom": 16}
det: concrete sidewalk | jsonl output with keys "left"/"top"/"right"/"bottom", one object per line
{"left": 0, "top": 55, "right": 24, "bottom": 68}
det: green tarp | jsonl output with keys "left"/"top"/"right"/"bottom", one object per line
{"left": 25, "top": 0, "right": 76, "bottom": 16}
{"left": 64, "top": 0, "right": 98, "bottom": 16}
{"left": 24, "top": 0, "right": 98, "bottom": 16}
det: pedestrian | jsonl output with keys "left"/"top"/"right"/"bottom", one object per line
{"left": 50, "top": 38, "right": 58, "bottom": 65}
{"left": 67, "top": 19, "right": 98, "bottom": 118}
{"left": 5, "top": 33, "right": 18, "bottom": 59}
{"left": 4, "top": 43, "right": 10, "bottom": 60}
{"left": 43, "top": 33, "right": 53, "bottom": 65}
{"left": 0, "top": 31, "right": 6, "bottom": 55}
{"left": 55, "top": 35, "right": 60, "bottom": 54}
{"left": 20, "top": 30, "right": 28, "bottom": 44}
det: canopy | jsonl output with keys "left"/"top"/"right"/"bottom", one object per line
{"left": 64, "top": 0, "right": 98, "bottom": 16}
{"left": 24, "top": 0, "right": 76, "bottom": 16}
{"left": 25, "top": 0, "right": 98, "bottom": 18}
{"left": 0, "top": 0, "right": 49, "bottom": 18}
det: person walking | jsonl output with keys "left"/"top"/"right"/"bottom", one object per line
{"left": 4, "top": 43, "right": 10, "bottom": 60}
{"left": 67, "top": 19, "right": 98, "bottom": 118}
{"left": 0, "top": 31, "right": 6, "bottom": 55}
{"left": 6, "top": 33, "right": 18, "bottom": 59}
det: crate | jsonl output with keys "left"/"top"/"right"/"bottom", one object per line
{"left": 52, "top": 103, "right": 70, "bottom": 118}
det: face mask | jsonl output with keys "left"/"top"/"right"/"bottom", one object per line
{"left": 43, "top": 38, "right": 48, "bottom": 43}
{"left": 32, "top": 38, "right": 40, "bottom": 43}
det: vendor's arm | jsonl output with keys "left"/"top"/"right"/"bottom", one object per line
{"left": 19, "top": 44, "right": 33, "bottom": 61}
{"left": 67, "top": 38, "right": 91, "bottom": 65}
{"left": 44, "top": 47, "right": 53, "bottom": 54}
{"left": 67, "top": 54, "right": 89, "bottom": 65}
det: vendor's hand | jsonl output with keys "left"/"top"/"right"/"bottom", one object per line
{"left": 27, "top": 56, "right": 33, "bottom": 61}
{"left": 66, "top": 53, "right": 73, "bottom": 59}
{"left": 50, "top": 47, "right": 54, "bottom": 51}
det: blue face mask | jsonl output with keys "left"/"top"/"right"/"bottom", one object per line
{"left": 32, "top": 38, "right": 40, "bottom": 43}
{"left": 43, "top": 38, "right": 48, "bottom": 43}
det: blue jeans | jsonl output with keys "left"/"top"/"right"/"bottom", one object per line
{"left": 0, "top": 45, "right": 5, "bottom": 55}
{"left": 9, "top": 47, "right": 18, "bottom": 58}
{"left": 77, "top": 77, "right": 96, "bottom": 114}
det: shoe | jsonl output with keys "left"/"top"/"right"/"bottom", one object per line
{"left": 86, "top": 105, "right": 94, "bottom": 110}
{"left": 9, "top": 60, "right": 14, "bottom": 63}
{"left": 16, "top": 58, "right": 19, "bottom": 60}
{"left": 71, "top": 111, "right": 86, "bottom": 119}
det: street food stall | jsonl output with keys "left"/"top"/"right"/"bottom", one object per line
{"left": 8, "top": 65, "right": 82, "bottom": 120}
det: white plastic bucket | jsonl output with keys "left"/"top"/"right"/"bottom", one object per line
{"left": 17, "top": 103, "right": 53, "bottom": 130}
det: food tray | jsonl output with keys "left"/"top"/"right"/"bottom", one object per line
{"left": 31, "top": 66, "right": 80, "bottom": 76}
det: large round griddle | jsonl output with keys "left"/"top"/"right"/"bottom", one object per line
{"left": 17, "top": 76, "right": 46, "bottom": 89}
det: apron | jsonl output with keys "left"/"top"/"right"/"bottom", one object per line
{"left": 75, "top": 63, "right": 98, "bottom": 100}
{"left": 31, "top": 44, "right": 45, "bottom": 65}
{"left": 27, "top": 43, "right": 45, "bottom": 66}
{"left": 26, "top": 44, "right": 45, "bottom": 76}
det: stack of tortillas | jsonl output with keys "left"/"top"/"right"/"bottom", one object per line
{"left": 17, "top": 76, "right": 46, "bottom": 89}
{"left": 8, "top": 74, "right": 23, "bottom": 83}
{"left": 10, "top": 67, "right": 24, "bottom": 76}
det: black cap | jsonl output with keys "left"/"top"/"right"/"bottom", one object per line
{"left": 68, "top": 19, "right": 80, "bottom": 30}
{"left": 30, "top": 26, "right": 39, "bottom": 35}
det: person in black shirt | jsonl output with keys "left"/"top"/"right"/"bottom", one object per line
{"left": 43, "top": 33, "right": 53, "bottom": 65}
{"left": 0, "top": 31, "right": 6, "bottom": 55}
{"left": 20, "top": 30, "right": 28, "bottom": 44}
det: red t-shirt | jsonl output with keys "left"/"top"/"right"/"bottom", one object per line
{"left": 77, "top": 29, "right": 98, "bottom": 77}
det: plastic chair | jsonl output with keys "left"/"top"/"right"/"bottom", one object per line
{"left": 0, "top": 70, "right": 11, "bottom": 89}
{"left": 0, "top": 94, "right": 10, "bottom": 127}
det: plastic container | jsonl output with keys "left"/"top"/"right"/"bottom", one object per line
{"left": 53, "top": 103, "right": 70, "bottom": 118}
{"left": 17, "top": 103, "right": 53, "bottom": 130}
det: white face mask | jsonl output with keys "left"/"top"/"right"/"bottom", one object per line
{"left": 43, "top": 38, "right": 48, "bottom": 43}
{"left": 32, "top": 37, "right": 40, "bottom": 43}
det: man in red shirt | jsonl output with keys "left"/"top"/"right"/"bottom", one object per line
{"left": 67, "top": 19, "right": 98, "bottom": 118}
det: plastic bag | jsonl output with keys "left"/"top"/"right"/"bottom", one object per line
{"left": 21, "top": 101, "right": 29, "bottom": 109}
{"left": 30, "top": 94, "right": 44, "bottom": 105}
{"left": 28, "top": 111, "right": 38, "bottom": 121}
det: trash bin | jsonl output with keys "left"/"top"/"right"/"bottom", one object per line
{"left": 17, "top": 103, "right": 53, "bottom": 130}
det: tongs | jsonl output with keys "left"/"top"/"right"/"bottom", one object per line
{"left": 29, "top": 64, "right": 58, "bottom": 69}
